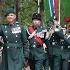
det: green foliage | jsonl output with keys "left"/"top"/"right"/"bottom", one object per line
{"left": 5, "top": 0, "right": 15, "bottom": 8}
{"left": 19, "top": 0, "right": 37, "bottom": 26}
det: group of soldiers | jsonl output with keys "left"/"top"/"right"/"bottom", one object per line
{"left": 0, "top": 8, "right": 70, "bottom": 70}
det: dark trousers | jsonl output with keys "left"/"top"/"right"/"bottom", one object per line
{"left": 28, "top": 59, "right": 44, "bottom": 70}
{"left": 0, "top": 56, "right": 2, "bottom": 70}
{"left": 61, "top": 50, "right": 70, "bottom": 70}
{"left": 2, "top": 47, "right": 24, "bottom": 70}
{"left": 69, "top": 62, "right": 70, "bottom": 70}
{"left": 28, "top": 59, "right": 35, "bottom": 70}
{"left": 52, "top": 55, "right": 61, "bottom": 70}
{"left": 28, "top": 58, "right": 49, "bottom": 70}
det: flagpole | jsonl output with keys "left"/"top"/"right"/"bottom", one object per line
{"left": 38, "top": 0, "right": 40, "bottom": 13}
{"left": 58, "top": 0, "right": 60, "bottom": 25}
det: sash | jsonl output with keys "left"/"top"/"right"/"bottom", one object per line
{"left": 28, "top": 25, "right": 43, "bottom": 47}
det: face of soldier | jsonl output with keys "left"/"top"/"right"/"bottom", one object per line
{"left": 33, "top": 19, "right": 41, "bottom": 27}
{"left": 6, "top": 13, "right": 16, "bottom": 24}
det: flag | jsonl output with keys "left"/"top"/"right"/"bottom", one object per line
{"left": 54, "top": 0, "right": 58, "bottom": 17}
{"left": 48, "top": 0, "right": 54, "bottom": 17}
{"left": 48, "top": 0, "right": 58, "bottom": 17}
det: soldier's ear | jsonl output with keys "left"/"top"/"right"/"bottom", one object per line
{"left": 14, "top": 14, "right": 16, "bottom": 19}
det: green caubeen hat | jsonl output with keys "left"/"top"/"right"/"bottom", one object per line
{"left": 5, "top": 8, "right": 16, "bottom": 17}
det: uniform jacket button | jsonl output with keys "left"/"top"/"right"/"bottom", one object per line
{"left": 7, "top": 46, "right": 9, "bottom": 49}
{"left": 16, "top": 35, "right": 18, "bottom": 37}
{"left": 5, "top": 31, "right": 7, "bottom": 33}
{"left": 6, "top": 36, "right": 8, "bottom": 38}
{"left": 16, "top": 41, "right": 17, "bottom": 43}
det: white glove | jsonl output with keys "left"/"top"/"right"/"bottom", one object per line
{"left": 67, "top": 35, "right": 70, "bottom": 39}
{"left": 28, "top": 30, "right": 36, "bottom": 39}
{"left": 43, "top": 43, "right": 47, "bottom": 53}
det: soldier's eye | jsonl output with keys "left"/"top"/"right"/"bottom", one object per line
{"left": 10, "top": 15, "right": 14, "bottom": 16}
{"left": 8, "top": 14, "right": 14, "bottom": 16}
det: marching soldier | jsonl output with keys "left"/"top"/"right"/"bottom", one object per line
{"left": 27, "top": 13, "right": 54, "bottom": 70}
{"left": 0, "top": 8, "right": 28, "bottom": 70}
{"left": 0, "top": 36, "right": 3, "bottom": 70}
{"left": 61, "top": 17, "right": 70, "bottom": 70}
{"left": 48, "top": 17, "right": 64, "bottom": 70}
{"left": 61, "top": 35, "right": 70, "bottom": 70}
{"left": 45, "top": 19, "right": 54, "bottom": 70}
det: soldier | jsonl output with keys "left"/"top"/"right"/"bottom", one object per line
{"left": 61, "top": 36, "right": 70, "bottom": 70}
{"left": 0, "top": 36, "right": 3, "bottom": 70}
{"left": 48, "top": 17, "right": 64, "bottom": 70}
{"left": 27, "top": 13, "right": 54, "bottom": 70}
{"left": 46, "top": 19, "right": 54, "bottom": 70}
{"left": 0, "top": 8, "right": 28, "bottom": 70}
{"left": 61, "top": 17, "right": 70, "bottom": 70}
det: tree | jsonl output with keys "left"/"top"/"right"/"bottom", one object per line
{"left": 19, "top": 0, "right": 37, "bottom": 26}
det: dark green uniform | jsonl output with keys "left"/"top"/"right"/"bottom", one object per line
{"left": 61, "top": 35, "right": 70, "bottom": 70}
{"left": 0, "top": 22, "right": 28, "bottom": 70}
{"left": 27, "top": 25, "right": 49, "bottom": 70}
{"left": 0, "top": 36, "right": 3, "bottom": 70}
{"left": 45, "top": 38, "right": 53, "bottom": 70}
{"left": 49, "top": 28, "right": 64, "bottom": 70}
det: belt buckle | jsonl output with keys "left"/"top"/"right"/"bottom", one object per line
{"left": 7, "top": 46, "right": 9, "bottom": 49}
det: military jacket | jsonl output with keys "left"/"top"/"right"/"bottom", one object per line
{"left": 0, "top": 22, "right": 29, "bottom": 70}
{"left": 27, "top": 25, "right": 47, "bottom": 48}
{"left": 48, "top": 28, "right": 65, "bottom": 55}
{"left": 27, "top": 25, "right": 47, "bottom": 60}
{"left": 0, "top": 23, "right": 26, "bottom": 43}
{"left": 49, "top": 29, "right": 64, "bottom": 47}
{"left": 63, "top": 35, "right": 70, "bottom": 49}
{"left": 0, "top": 23, "right": 29, "bottom": 56}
